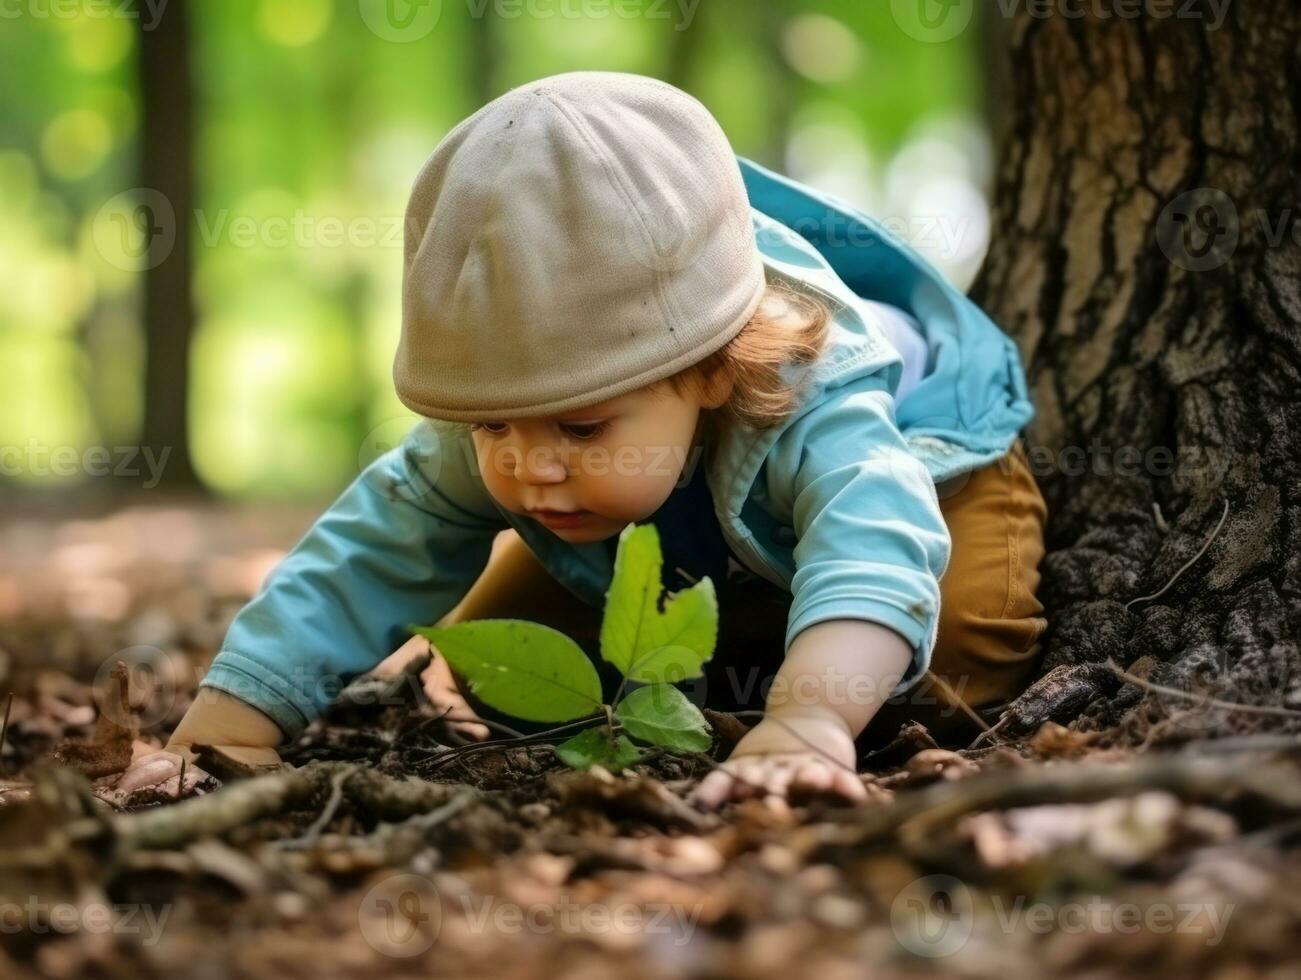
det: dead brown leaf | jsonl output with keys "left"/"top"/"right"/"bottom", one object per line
{"left": 51, "top": 661, "right": 137, "bottom": 778}
{"left": 549, "top": 765, "right": 720, "bottom": 831}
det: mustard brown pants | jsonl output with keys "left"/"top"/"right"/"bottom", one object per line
{"left": 435, "top": 438, "right": 1049, "bottom": 748}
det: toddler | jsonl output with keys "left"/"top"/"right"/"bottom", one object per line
{"left": 120, "top": 71, "right": 1048, "bottom": 807}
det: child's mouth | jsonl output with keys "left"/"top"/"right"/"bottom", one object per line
{"left": 531, "top": 510, "right": 589, "bottom": 529}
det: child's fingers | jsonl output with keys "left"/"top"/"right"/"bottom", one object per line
{"left": 373, "top": 633, "right": 432, "bottom": 676}
{"left": 442, "top": 714, "right": 491, "bottom": 742}
{"left": 115, "top": 751, "right": 181, "bottom": 792}
{"left": 421, "top": 652, "right": 468, "bottom": 707}
{"left": 427, "top": 686, "right": 489, "bottom": 740}
{"left": 116, "top": 750, "right": 207, "bottom": 794}
{"left": 830, "top": 768, "right": 869, "bottom": 801}
{"left": 757, "top": 760, "right": 796, "bottom": 800}
{"left": 731, "top": 760, "right": 772, "bottom": 800}
{"left": 689, "top": 766, "right": 742, "bottom": 808}
{"left": 694, "top": 751, "right": 870, "bottom": 808}
{"left": 694, "top": 754, "right": 870, "bottom": 809}
{"left": 790, "top": 761, "right": 834, "bottom": 796}
{"left": 692, "top": 758, "right": 786, "bottom": 808}
{"left": 787, "top": 760, "right": 869, "bottom": 804}
{"left": 420, "top": 656, "right": 490, "bottom": 740}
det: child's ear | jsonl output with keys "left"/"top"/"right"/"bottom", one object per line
{"left": 698, "top": 365, "right": 734, "bottom": 410}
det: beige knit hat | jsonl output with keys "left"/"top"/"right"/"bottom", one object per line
{"left": 393, "top": 70, "right": 767, "bottom": 421}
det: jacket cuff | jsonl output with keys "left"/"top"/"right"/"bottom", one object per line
{"left": 198, "top": 648, "right": 320, "bottom": 741}
{"left": 784, "top": 597, "right": 933, "bottom": 698}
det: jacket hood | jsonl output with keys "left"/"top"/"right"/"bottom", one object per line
{"left": 737, "top": 154, "right": 1035, "bottom": 471}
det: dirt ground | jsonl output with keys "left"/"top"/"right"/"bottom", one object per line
{"left": 1, "top": 502, "right": 1299, "bottom": 979}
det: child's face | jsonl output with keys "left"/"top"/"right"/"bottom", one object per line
{"left": 466, "top": 379, "right": 726, "bottom": 544}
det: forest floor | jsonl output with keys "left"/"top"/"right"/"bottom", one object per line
{"left": 0, "top": 501, "right": 1299, "bottom": 979}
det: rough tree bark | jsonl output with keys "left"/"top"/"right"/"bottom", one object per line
{"left": 971, "top": 4, "right": 1301, "bottom": 737}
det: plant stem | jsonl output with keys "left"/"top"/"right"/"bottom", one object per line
{"left": 416, "top": 713, "right": 608, "bottom": 772}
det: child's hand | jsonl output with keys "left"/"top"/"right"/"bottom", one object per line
{"left": 376, "top": 634, "right": 491, "bottom": 741}
{"left": 689, "top": 709, "right": 867, "bottom": 808}
{"left": 114, "top": 686, "right": 285, "bottom": 796}
{"left": 420, "top": 651, "right": 491, "bottom": 741}
{"left": 115, "top": 742, "right": 282, "bottom": 795}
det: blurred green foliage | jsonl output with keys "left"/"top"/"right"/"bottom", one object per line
{"left": 0, "top": 0, "right": 982, "bottom": 499}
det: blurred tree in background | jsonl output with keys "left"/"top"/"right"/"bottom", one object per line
{"left": 0, "top": 0, "right": 987, "bottom": 501}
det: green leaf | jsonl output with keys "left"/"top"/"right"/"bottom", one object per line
{"left": 554, "top": 728, "right": 644, "bottom": 771}
{"left": 614, "top": 684, "right": 713, "bottom": 753}
{"left": 411, "top": 620, "right": 603, "bottom": 723}
{"left": 599, "top": 523, "right": 718, "bottom": 684}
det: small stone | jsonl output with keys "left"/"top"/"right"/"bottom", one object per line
{"left": 518, "top": 802, "right": 551, "bottom": 823}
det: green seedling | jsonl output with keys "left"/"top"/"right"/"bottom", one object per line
{"left": 409, "top": 522, "right": 718, "bottom": 770}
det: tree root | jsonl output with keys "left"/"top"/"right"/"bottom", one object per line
{"left": 812, "top": 750, "right": 1301, "bottom": 851}
{"left": 114, "top": 761, "right": 477, "bottom": 850}
{"left": 1105, "top": 657, "right": 1301, "bottom": 720}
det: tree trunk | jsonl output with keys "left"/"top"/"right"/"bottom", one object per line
{"left": 138, "top": 0, "right": 200, "bottom": 489}
{"left": 971, "top": 4, "right": 1301, "bottom": 738}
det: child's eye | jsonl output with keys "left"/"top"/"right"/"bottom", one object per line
{"left": 560, "top": 421, "right": 611, "bottom": 441}
{"left": 469, "top": 421, "right": 609, "bottom": 441}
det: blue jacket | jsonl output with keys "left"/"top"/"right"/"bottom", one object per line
{"left": 201, "top": 155, "right": 1035, "bottom": 739}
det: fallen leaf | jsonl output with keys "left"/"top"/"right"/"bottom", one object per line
{"left": 51, "top": 662, "right": 137, "bottom": 778}
{"left": 549, "top": 766, "right": 719, "bottom": 831}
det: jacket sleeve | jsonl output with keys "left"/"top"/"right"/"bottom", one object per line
{"left": 766, "top": 379, "right": 952, "bottom": 697}
{"left": 199, "top": 419, "right": 508, "bottom": 739}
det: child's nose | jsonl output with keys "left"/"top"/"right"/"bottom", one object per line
{"left": 512, "top": 444, "right": 569, "bottom": 484}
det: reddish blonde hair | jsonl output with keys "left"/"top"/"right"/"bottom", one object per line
{"left": 654, "top": 280, "right": 834, "bottom": 432}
